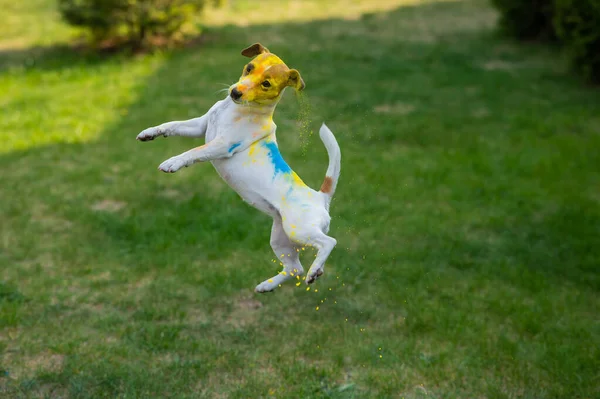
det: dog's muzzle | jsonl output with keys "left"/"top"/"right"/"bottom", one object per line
{"left": 230, "top": 88, "right": 242, "bottom": 101}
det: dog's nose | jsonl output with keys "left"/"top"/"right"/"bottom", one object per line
{"left": 230, "top": 88, "right": 242, "bottom": 101}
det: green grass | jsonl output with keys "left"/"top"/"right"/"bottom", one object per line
{"left": 1, "top": 0, "right": 599, "bottom": 397}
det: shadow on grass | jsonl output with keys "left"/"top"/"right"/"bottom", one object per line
{"left": 0, "top": 33, "right": 213, "bottom": 74}
{"left": 1, "top": 0, "right": 600, "bottom": 397}
{"left": 0, "top": 44, "right": 117, "bottom": 73}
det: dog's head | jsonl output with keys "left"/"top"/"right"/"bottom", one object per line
{"left": 229, "top": 43, "right": 305, "bottom": 105}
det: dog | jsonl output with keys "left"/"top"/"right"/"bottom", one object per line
{"left": 136, "top": 43, "right": 341, "bottom": 293}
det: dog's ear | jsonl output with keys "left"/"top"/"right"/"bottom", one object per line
{"left": 287, "top": 69, "right": 305, "bottom": 91}
{"left": 241, "top": 43, "right": 270, "bottom": 57}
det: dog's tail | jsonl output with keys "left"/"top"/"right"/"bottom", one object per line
{"left": 318, "top": 123, "right": 341, "bottom": 203}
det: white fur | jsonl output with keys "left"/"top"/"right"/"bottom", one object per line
{"left": 137, "top": 96, "right": 340, "bottom": 292}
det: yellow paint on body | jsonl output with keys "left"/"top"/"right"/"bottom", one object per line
{"left": 248, "top": 142, "right": 258, "bottom": 156}
{"left": 291, "top": 171, "right": 307, "bottom": 187}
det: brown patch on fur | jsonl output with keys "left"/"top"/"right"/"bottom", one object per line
{"left": 287, "top": 69, "right": 305, "bottom": 91}
{"left": 233, "top": 115, "right": 242, "bottom": 122}
{"left": 241, "top": 43, "right": 269, "bottom": 57}
{"left": 320, "top": 176, "right": 333, "bottom": 194}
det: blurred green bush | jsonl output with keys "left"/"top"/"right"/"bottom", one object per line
{"left": 490, "top": 0, "right": 556, "bottom": 41}
{"left": 554, "top": 0, "right": 600, "bottom": 84}
{"left": 491, "top": 0, "right": 600, "bottom": 84}
{"left": 58, "top": 0, "right": 215, "bottom": 48}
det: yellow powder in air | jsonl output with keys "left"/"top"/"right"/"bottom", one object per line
{"left": 295, "top": 91, "right": 313, "bottom": 156}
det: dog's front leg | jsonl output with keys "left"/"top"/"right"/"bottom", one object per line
{"left": 158, "top": 139, "right": 234, "bottom": 173}
{"left": 137, "top": 114, "right": 208, "bottom": 141}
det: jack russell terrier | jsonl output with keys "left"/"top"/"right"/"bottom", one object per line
{"left": 136, "top": 43, "right": 341, "bottom": 293}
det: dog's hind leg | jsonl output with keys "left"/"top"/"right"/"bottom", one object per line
{"left": 295, "top": 229, "right": 336, "bottom": 285}
{"left": 255, "top": 218, "right": 304, "bottom": 293}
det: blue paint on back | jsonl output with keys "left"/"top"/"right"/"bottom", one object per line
{"left": 228, "top": 142, "right": 241, "bottom": 153}
{"left": 262, "top": 141, "right": 292, "bottom": 175}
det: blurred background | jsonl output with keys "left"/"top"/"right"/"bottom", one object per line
{"left": 1, "top": 0, "right": 599, "bottom": 398}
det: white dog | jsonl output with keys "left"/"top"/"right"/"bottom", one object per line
{"left": 136, "top": 43, "right": 341, "bottom": 292}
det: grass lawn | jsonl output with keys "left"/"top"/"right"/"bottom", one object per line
{"left": 1, "top": 0, "right": 599, "bottom": 397}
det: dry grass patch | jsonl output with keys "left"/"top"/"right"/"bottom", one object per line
{"left": 204, "top": 0, "right": 455, "bottom": 27}
{"left": 3, "top": 351, "right": 65, "bottom": 380}
{"left": 374, "top": 102, "right": 416, "bottom": 115}
{"left": 91, "top": 200, "right": 127, "bottom": 212}
{"left": 224, "top": 291, "right": 263, "bottom": 328}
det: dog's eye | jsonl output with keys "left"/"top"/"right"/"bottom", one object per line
{"left": 246, "top": 66, "right": 252, "bottom": 73}
{"left": 261, "top": 80, "right": 271, "bottom": 88}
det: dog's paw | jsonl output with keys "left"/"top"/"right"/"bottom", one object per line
{"left": 136, "top": 127, "right": 163, "bottom": 141}
{"left": 158, "top": 156, "right": 188, "bottom": 173}
{"left": 305, "top": 268, "right": 324, "bottom": 285}
{"left": 255, "top": 279, "right": 278, "bottom": 293}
